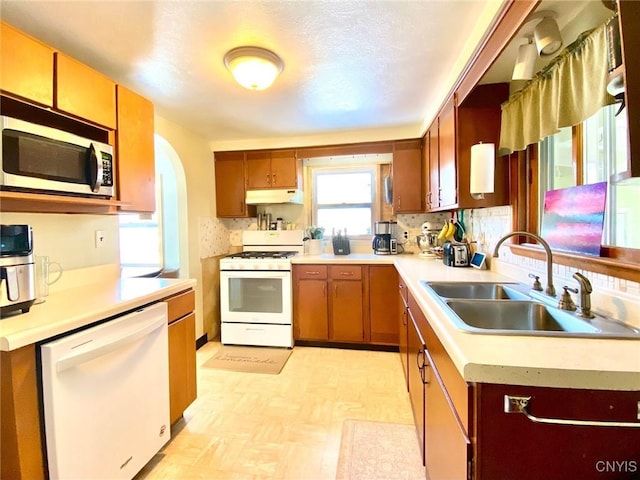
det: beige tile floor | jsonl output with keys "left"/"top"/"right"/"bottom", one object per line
{"left": 135, "top": 341, "right": 414, "bottom": 480}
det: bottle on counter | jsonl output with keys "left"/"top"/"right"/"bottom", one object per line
{"left": 276, "top": 218, "right": 283, "bottom": 230}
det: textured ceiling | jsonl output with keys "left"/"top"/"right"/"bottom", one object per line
{"left": 1, "top": 0, "right": 505, "bottom": 149}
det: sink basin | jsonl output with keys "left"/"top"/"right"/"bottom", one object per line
{"left": 422, "top": 281, "right": 530, "bottom": 300}
{"left": 419, "top": 280, "right": 640, "bottom": 338}
{"left": 445, "top": 300, "right": 600, "bottom": 334}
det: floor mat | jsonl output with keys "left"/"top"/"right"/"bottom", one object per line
{"left": 336, "top": 419, "right": 425, "bottom": 480}
{"left": 202, "top": 345, "right": 292, "bottom": 374}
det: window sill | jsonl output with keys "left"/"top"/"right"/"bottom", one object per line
{"left": 508, "top": 244, "right": 640, "bottom": 283}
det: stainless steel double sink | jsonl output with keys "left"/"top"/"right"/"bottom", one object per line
{"left": 420, "top": 281, "right": 640, "bottom": 339}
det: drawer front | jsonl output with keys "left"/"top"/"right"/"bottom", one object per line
{"left": 329, "top": 265, "right": 362, "bottom": 280}
{"left": 295, "top": 265, "right": 328, "bottom": 280}
{"left": 164, "top": 289, "right": 195, "bottom": 324}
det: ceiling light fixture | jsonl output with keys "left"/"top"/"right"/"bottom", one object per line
{"left": 534, "top": 13, "right": 563, "bottom": 56}
{"left": 512, "top": 37, "right": 537, "bottom": 81}
{"left": 223, "top": 46, "right": 284, "bottom": 91}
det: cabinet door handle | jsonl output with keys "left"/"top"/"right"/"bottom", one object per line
{"left": 272, "top": 173, "right": 276, "bottom": 185}
{"left": 416, "top": 348, "right": 429, "bottom": 384}
{"left": 266, "top": 174, "right": 271, "bottom": 185}
{"left": 503, "top": 395, "right": 640, "bottom": 428}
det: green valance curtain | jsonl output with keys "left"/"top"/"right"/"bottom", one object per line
{"left": 499, "top": 19, "right": 616, "bottom": 155}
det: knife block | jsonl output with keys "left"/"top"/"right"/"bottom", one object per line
{"left": 332, "top": 235, "right": 350, "bottom": 255}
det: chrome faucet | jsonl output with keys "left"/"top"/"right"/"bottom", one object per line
{"left": 572, "top": 272, "right": 595, "bottom": 319}
{"left": 493, "top": 231, "right": 556, "bottom": 297}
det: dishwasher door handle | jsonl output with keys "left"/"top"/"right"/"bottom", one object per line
{"left": 56, "top": 311, "right": 166, "bottom": 373}
{"left": 504, "top": 395, "right": 640, "bottom": 428}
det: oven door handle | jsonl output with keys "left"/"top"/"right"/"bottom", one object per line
{"left": 221, "top": 271, "right": 289, "bottom": 279}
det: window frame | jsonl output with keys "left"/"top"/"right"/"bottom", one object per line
{"left": 309, "top": 165, "right": 379, "bottom": 238}
{"left": 512, "top": 120, "right": 640, "bottom": 283}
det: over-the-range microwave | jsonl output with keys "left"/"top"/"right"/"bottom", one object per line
{"left": 0, "top": 116, "right": 114, "bottom": 198}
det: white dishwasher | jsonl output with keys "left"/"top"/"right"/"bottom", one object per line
{"left": 40, "top": 302, "right": 171, "bottom": 480}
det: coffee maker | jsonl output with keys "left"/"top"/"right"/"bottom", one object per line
{"left": 1, "top": 225, "right": 36, "bottom": 315}
{"left": 372, "top": 221, "right": 398, "bottom": 255}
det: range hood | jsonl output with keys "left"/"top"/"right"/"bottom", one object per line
{"left": 245, "top": 189, "right": 304, "bottom": 205}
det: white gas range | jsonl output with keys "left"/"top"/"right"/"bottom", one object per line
{"left": 219, "top": 230, "right": 305, "bottom": 348}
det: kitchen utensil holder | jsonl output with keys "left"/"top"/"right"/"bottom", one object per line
{"left": 332, "top": 235, "right": 350, "bottom": 255}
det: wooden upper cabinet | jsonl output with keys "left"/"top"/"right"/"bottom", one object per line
{"left": 215, "top": 151, "right": 255, "bottom": 218}
{"left": 116, "top": 85, "right": 155, "bottom": 213}
{"left": 270, "top": 149, "right": 299, "bottom": 188}
{"left": 438, "top": 95, "right": 457, "bottom": 208}
{"left": 392, "top": 139, "right": 423, "bottom": 213}
{"left": 0, "top": 22, "right": 53, "bottom": 107}
{"left": 428, "top": 120, "right": 440, "bottom": 211}
{"left": 425, "top": 85, "right": 509, "bottom": 212}
{"left": 246, "top": 149, "right": 299, "bottom": 190}
{"left": 456, "top": 83, "right": 510, "bottom": 209}
{"left": 246, "top": 151, "right": 272, "bottom": 189}
{"left": 55, "top": 52, "right": 116, "bottom": 129}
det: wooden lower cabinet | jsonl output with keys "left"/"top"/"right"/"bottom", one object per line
{"left": 408, "top": 307, "right": 427, "bottom": 466}
{"left": 293, "top": 264, "right": 365, "bottom": 343}
{"left": 1, "top": 344, "right": 46, "bottom": 480}
{"left": 369, "top": 265, "right": 399, "bottom": 345}
{"left": 408, "top": 290, "right": 470, "bottom": 479}
{"left": 295, "top": 279, "right": 329, "bottom": 340}
{"left": 398, "top": 278, "right": 409, "bottom": 390}
{"left": 329, "top": 278, "right": 364, "bottom": 342}
{"left": 474, "top": 384, "right": 640, "bottom": 480}
{"left": 294, "top": 264, "right": 399, "bottom": 346}
{"left": 165, "top": 289, "right": 197, "bottom": 424}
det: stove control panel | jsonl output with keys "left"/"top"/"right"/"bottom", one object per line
{"left": 220, "top": 259, "right": 292, "bottom": 271}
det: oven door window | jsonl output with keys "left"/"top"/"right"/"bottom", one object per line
{"left": 228, "top": 277, "right": 283, "bottom": 314}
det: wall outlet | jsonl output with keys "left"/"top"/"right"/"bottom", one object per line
{"left": 95, "top": 230, "right": 105, "bottom": 248}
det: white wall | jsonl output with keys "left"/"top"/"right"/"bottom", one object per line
{"left": 154, "top": 113, "right": 226, "bottom": 341}
{"left": 0, "top": 212, "right": 120, "bottom": 270}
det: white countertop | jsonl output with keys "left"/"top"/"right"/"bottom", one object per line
{"left": 0, "top": 267, "right": 196, "bottom": 351}
{"left": 293, "top": 252, "right": 398, "bottom": 264}
{"left": 393, "top": 256, "right": 640, "bottom": 391}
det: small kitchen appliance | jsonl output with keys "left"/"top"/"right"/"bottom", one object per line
{"left": 372, "top": 221, "right": 398, "bottom": 255}
{"left": 1, "top": 224, "right": 36, "bottom": 315}
{"left": 442, "top": 242, "right": 471, "bottom": 267}
{"left": 416, "top": 221, "right": 440, "bottom": 257}
{"left": 219, "top": 230, "right": 305, "bottom": 348}
{"left": 1, "top": 116, "right": 114, "bottom": 198}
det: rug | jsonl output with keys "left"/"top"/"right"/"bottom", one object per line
{"left": 203, "top": 345, "right": 292, "bottom": 374}
{"left": 336, "top": 420, "right": 425, "bottom": 480}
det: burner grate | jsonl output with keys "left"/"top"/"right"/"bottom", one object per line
{"left": 227, "top": 251, "right": 298, "bottom": 260}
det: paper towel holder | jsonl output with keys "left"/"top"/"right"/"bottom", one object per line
{"left": 470, "top": 142, "right": 495, "bottom": 200}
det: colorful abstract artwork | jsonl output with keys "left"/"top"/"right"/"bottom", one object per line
{"left": 540, "top": 182, "right": 607, "bottom": 256}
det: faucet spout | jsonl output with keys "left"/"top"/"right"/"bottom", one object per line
{"left": 572, "top": 272, "right": 594, "bottom": 319}
{"left": 493, "top": 231, "right": 556, "bottom": 297}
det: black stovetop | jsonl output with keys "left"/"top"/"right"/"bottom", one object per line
{"left": 226, "top": 251, "right": 298, "bottom": 259}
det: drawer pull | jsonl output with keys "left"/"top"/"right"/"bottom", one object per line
{"left": 305, "top": 271, "right": 320, "bottom": 275}
{"left": 504, "top": 395, "right": 640, "bottom": 428}
{"left": 339, "top": 271, "right": 354, "bottom": 276}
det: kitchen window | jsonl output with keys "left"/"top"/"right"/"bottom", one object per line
{"left": 309, "top": 165, "right": 379, "bottom": 236}
{"left": 538, "top": 104, "right": 639, "bottom": 249}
